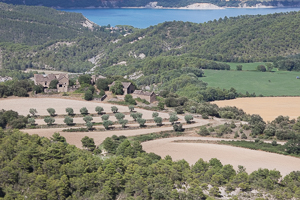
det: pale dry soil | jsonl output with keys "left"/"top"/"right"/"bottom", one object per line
{"left": 142, "top": 137, "right": 300, "bottom": 176}
{"left": 214, "top": 97, "right": 300, "bottom": 122}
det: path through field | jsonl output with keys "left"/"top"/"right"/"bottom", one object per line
{"left": 214, "top": 97, "right": 300, "bottom": 122}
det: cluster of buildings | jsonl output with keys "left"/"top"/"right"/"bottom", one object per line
{"left": 33, "top": 73, "right": 156, "bottom": 103}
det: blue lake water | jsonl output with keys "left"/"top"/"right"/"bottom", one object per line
{"left": 60, "top": 8, "right": 300, "bottom": 28}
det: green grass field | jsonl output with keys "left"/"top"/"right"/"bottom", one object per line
{"left": 200, "top": 69, "right": 300, "bottom": 96}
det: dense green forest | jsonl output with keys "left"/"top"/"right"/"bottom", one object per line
{"left": 0, "top": 129, "right": 300, "bottom": 199}
{"left": 0, "top": 0, "right": 299, "bottom": 8}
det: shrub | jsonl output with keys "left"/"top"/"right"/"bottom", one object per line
{"left": 202, "top": 113, "right": 209, "bottom": 119}
{"left": 173, "top": 123, "right": 184, "bottom": 132}
{"left": 28, "top": 118, "right": 35, "bottom": 125}
{"left": 111, "top": 106, "right": 118, "bottom": 113}
{"left": 64, "top": 116, "right": 74, "bottom": 125}
{"left": 84, "top": 90, "right": 93, "bottom": 101}
{"left": 234, "top": 132, "right": 239, "bottom": 138}
{"left": 95, "top": 106, "right": 104, "bottom": 115}
{"left": 230, "top": 121, "right": 237, "bottom": 128}
{"left": 236, "top": 65, "right": 243, "bottom": 71}
{"left": 49, "top": 79, "right": 59, "bottom": 89}
{"left": 175, "top": 106, "right": 184, "bottom": 114}
{"left": 101, "top": 114, "right": 109, "bottom": 121}
{"left": 44, "top": 117, "right": 55, "bottom": 125}
{"left": 241, "top": 133, "right": 247, "bottom": 139}
{"left": 158, "top": 101, "right": 165, "bottom": 110}
{"left": 66, "top": 107, "right": 74, "bottom": 115}
{"left": 190, "top": 106, "right": 196, "bottom": 113}
{"left": 29, "top": 108, "right": 37, "bottom": 117}
{"left": 137, "top": 118, "right": 146, "bottom": 127}
{"left": 125, "top": 94, "right": 137, "bottom": 105}
{"left": 198, "top": 126, "right": 210, "bottom": 136}
{"left": 80, "top": 107, "right": 88, "bottom": 115}
{"left": 81, "top": 136, "right": 96, "bottom": 151}
{"left": 154, "top": 117, "right": 163, "bottom": 126}
{"left": 272, "top": 140, "right": 278, "bottom": 146}
{"left": 47, "top": 108, "right": 56, "bottom": 116}
{"left": 184, "top": 115, "right": 194, "bottom": 123}
{"left": 110, "top": 81, "right": 124, "bottom": 95}
{"left": 152, "top": 112, "right": 159, "bottom": 118}
{"left": 128, "top": 105, "right": 135, "bottom": 112}
{"left": 99, "top": 90, "right": 105, "bottom": 96}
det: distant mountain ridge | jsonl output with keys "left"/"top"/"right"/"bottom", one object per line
{"left": 1, "top": 0, "right": 300, "bottom": 8}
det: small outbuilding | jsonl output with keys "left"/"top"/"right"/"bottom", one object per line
{"left": 132, "top": 90, "right": 156, "bottom": 103}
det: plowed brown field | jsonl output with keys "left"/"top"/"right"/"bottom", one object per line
{"left": 214, "top": 97, "right": 300, "bottom": 122}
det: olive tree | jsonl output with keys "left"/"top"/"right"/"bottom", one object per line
{"left": 64, "top": 116, "right": 73, "bottom": 126}
{"left": 128, "top": 105, "right": 135, "bottom": 112}
{"left": 111, "top": 106, "right": 118, "bottom": 113}
{"left": 83, "top": 116, "right": 93, "bottom": 123}
{"left": 86, "top": 121, "right": 93, "bottom": 130}
{"left": 169, "top": 115, "right": 179, "bottom": 125}
{"left": 103, "top": 120, "right": 113, "bottom": 130}
{"left": 115, "top": 113, "right": 125, "bottom": 121}
{"left": 152, "top": 112, "right": 159, "bottom": 118}
{"left": 137, "top": 118, "right": 146, "bottom": 127}
{"left": 80, "top": 107, "right": 89, "bottom": 115}
{"left": 185, "top": 115, "right": 194, "bottom": 123}
{"left": 47, "top": 108, "right": 56, "bottom": 116}
{"left": 119, "top": 119, "right": 128, "bottom": 128}
{"left": 95, "top": 106, "right": 104, "bottom": 115}
{"left": 29, "top": 108, "right": 37, "bottom": 117}
{"left": 130, "top": 113, "right": 138, "bottom": 121}
{"left": 66, "top": 107, "right": 74, "bottom": 115}
{"left": 44, "top": 117, "right": 55, "bottom": 125}
{"left": 101, "top": 114, "right": 109, "bottom": 121}
{"left": 154, "top": 117, "right": 162, "bottom": 126}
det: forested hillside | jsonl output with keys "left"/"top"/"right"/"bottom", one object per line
{"left": 0, "top": 0, "right": 299, "bottom": 8}
{"left": 100, "top": 11, "right": 300, "bottom": 66}
{"left": 0, "top": 3, "right": 103, "bottom": 45}
{"left": 1, "top": 129, "right": 300, "bottom": 199}
{"left": 0, "top": 3, "right": 124, "bottom": 72}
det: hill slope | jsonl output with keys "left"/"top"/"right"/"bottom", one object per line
{"left": 0, "top": 3, "right": 101, "bottom": 45}
{"left": 98, "top": 11, "right": 300, "bottom": 67}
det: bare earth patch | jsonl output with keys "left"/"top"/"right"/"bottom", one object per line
{"left": 142, "top": 137, "right": 300, "bottom": 176}
{"left": 214, "top": 97, "right": 300, "bottom": 122}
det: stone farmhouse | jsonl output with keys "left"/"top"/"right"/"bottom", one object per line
{"left": 132, "top": 90, "right": 156, "bottom": 103}
{"left": 34, "top": 73, "right": 69, "bottom": 92}
{"left": 109, "top": 81, "right": 135, "bottom": 95}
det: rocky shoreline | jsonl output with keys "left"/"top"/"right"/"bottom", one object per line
{"left": 54, "top": 2, "right": 295, "bottom": 10}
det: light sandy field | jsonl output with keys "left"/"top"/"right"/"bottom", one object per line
{"left": 214, "top": 97, "right": 300, "bottom": 122}
{"left": 0, "top": 97, "right": 170, "bottom": 117}
{"left": 142, "top": 137, "right": 300, "bottom": 176}
{"left": 23, "top": 117, "right": 216, "bottom": 148}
